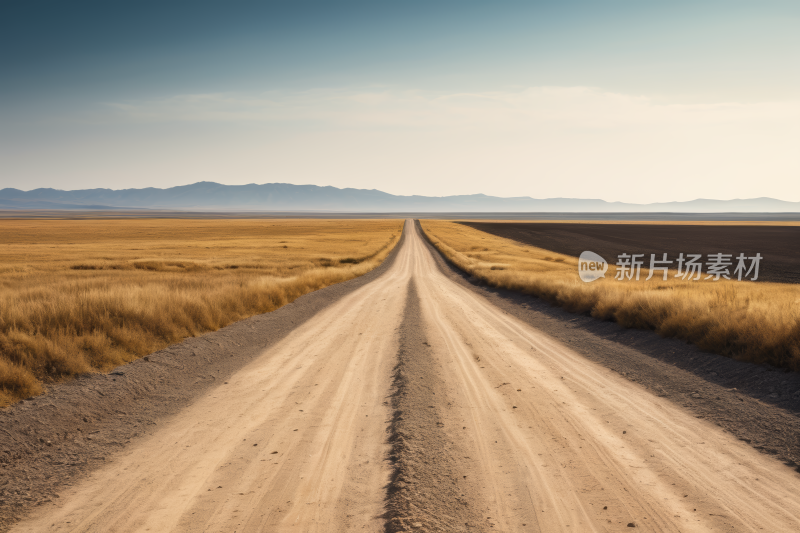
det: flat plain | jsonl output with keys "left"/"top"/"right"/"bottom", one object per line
{"left": 5, "top": 220, "right": 800, "bottom": 533}
{"left": 0, "top": 218, "right": 402, "bottom": 406}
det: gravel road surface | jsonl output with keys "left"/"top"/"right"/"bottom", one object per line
{"left": 6, "top": 220, "right": 800, "bottom": 532}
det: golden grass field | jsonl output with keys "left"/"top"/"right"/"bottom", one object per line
{"left": 0, "top": 219, "right": 402, "bottom": 406}
{"left": 420, "top": 220, "right": 800, "bottom": 370}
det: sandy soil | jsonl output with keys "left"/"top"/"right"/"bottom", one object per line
{"left": 460, "top": 221, "right": 800, "bottom": 284}
{"left": 6, "top": 220, "right": 800, "bottom": 532}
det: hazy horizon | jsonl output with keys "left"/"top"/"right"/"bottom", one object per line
{"left": 3, "top": 181, "right": 800, "bottom": 215}
{"left": 2, "top": 180, "right": 800, "bottom": 206}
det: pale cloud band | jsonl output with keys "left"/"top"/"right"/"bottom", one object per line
{"left": 101, "top": 87, "right": 800, "bottom": 202}
{"left": 107, "top": 87, "right": 800, "bottom": 128}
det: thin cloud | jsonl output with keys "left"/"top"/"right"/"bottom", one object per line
{"left": 106, "top": 87, "right": 800, "bottom": 129}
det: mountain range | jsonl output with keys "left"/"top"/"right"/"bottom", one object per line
{"left": 1, "top": 182, "right": 799, "bottom": 213}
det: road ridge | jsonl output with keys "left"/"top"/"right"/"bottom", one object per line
{"left": 385, "top": 279, "right": 487, "bottom": 533}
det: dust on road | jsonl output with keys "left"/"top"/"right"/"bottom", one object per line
{"left": 11, "top": 221, "right": 800, "bottom": 532}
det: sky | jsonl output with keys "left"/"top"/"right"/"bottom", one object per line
{"left": 1, "top": 0, "right": 799, "bottom": 203}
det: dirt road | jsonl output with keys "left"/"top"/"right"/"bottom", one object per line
{"left": 11, "top": 221, "right": 800, "bottom": 532}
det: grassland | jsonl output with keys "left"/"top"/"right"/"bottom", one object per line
{"left": 0, "top": 219, "right": 402, "bottom": 406}
{"left": 420, "top": 220, "right": 800, "bottom": 370}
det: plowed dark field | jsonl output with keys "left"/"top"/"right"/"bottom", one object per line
{"left": 459, "top": 222, "right": 800, "bottom": 284}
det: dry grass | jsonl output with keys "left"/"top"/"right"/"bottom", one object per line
{"left": 0, "top": 219, "right": 403, "bottom": 406}
{"left": 420, "top": 220, "right": 800, "bottom": 370}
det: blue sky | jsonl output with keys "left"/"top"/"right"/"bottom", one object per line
{"left": 2, "top": 1, "right": 799, "bottom": 202}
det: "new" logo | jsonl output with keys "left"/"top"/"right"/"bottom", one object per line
{"left": 578, "top": 251, "right": 608, "bottom": 283}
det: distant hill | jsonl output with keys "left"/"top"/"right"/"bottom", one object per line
{"left": 1, "top": 182, "right": 799, "bottom": 213}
